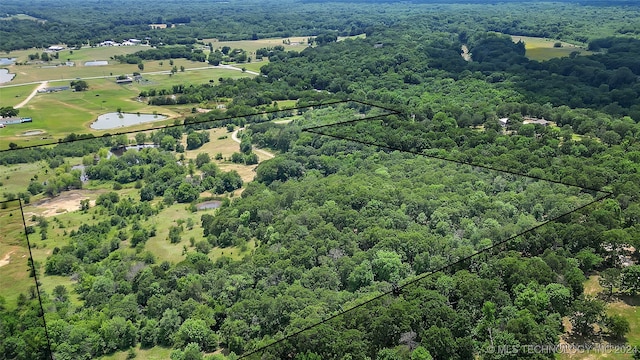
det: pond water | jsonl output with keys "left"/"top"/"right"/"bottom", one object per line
{"left": 21, "top": 130, "right": 45, "bottom": 136}
{"left": 0, "top": 69, "right": 15, "bottom": 84}
{"left": 90, "top": 112, "right": 168, "bottom": 130}
{"left": 0, "top": 58, "right": 16, "bottom": 66}
{"left": 196, "top": 200, "right": 223, "bottom": 210}
{"left": 84, "top": 60, "right": 108, "bottom": 66}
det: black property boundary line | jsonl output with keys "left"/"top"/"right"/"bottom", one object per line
{"left": 0, "top": 99, "right": 391, "bottom": 357}
{"left": 0, "top": 99, "right": 394, "bottom": 153}
{"left": 240, "top": 100, "right": 614, "bottom": 358}
{"left": 304, "top": 105, "right": 611, "bottom": 195}
{"left": 0, "top": 99, "right": 613, "bottom": 358}
{"left": 240, "top": 193, "right": 611, "bottom": 359}
{"left": 0, "top": 199, "right": 54, "bottom": 360}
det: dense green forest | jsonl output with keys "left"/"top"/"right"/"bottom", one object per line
{"left": 2, "top": 0, "right": 640, "bottom": 359}
{"left": 1, "top": 0, "right": 640, "bottom": 51}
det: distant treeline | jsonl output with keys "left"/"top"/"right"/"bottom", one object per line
{"left": 113, "top": 46, "right": 205, "bottom": 64}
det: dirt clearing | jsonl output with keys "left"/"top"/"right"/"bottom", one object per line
{"left": 0, "top": 248, "right": 18, "bottom": 267}
{"left": 30, "top": 189, "right": 99, "bottom": 217}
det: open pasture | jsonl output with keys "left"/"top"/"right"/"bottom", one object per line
{"left": 338, "top": 33, "right": 367, "bottom": 41}
{"left": 2, "top": 79, "right": 177, "bottom": 142}
{"left": 510, "top": 35, "right": 594, "bottom": 61}
{"left": 137, "top": 66, "right": 253, "bottom": 88}
{"left": 1, "top": 47, "right": 255, "bottom": 86}
{"left": 239, "top": 60, "right": 268, "bottom": 73}
{"left": 1, "top": 56, "right": 257, "bottom": 149}
{"left": 0, "top": 160, "right": 51, "bottom": 199}
{"left": 203, "top": 36, "right": 310, "bottom": 54}
{"left": 0, "top": 83, "right": 39, "bottom": 107}
{"left": 0, "top": 200, "right": 33, "bottom": 309}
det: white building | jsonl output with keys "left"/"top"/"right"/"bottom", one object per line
{"left": 99, "top": 40, "right": 119, "bottom": 47}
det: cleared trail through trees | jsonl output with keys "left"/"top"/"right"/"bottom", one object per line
{"left": 232, "top": 127, "right": 275, "bottom": 159}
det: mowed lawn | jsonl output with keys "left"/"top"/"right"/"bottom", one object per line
{"left": 510, "top": 35, "right": 594, "bottom": 61}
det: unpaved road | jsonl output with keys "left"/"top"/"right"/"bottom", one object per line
{"left": 231, "top": 127, "right": 275, "bottom": 160}
{"left": 14, "top": 81, "right": 48, "bottom": 108}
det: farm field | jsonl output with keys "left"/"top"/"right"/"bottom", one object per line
{"left": 510, "top": 35, "right": 594, "bottom": 61}
{"left": 0, "top": 67, "right": 255, "bottom": 148}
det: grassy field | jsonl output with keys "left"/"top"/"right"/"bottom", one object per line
{"left": 1, "top": 63, "right": 255, "bottom": 148}
{"left": 1, "top": 160, "right": 51, "bottom": 199}
{"left": 0, "top": 83, "right": 40, "bottom": 107}
{"left": 3, "top": 57, "right": 246, "bottom": 85}
{"left": 143, "top": 200, "right": 256, "bottom": 264}
{"left": 204, "top": 36, "right": 310, "bottom": 55}
{"left": 560, "top": 275, "right": 639, "bottom": 360}
{"left": 2, "top": 78, "right": 179, "bottom": 144}
{"left": 0, "top": 200, "right": 33, "bottom": 308}
{"left": 0, "top": 196, "right": 83, "bottom": 309}
{"left": 182, "top": 127, "right": 240, "bottom": 159}
{"left": 510, "top": 35, "right": 594, "bottom": 61}
{"left": 240, "top": 60, "right": 268, "bottom": 73}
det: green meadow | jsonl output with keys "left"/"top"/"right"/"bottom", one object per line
{"left": 0, "top": 83, "right": 39, "bottom": 107}
{"left": 1, "top": 68, "right": 254, "bottom": 148}
{"left": 510, "top": 35, "right": 594, "bottom": 61}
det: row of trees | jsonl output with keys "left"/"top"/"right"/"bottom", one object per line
{"left": 113, "top": 45, "right": 207, "bottom": 64}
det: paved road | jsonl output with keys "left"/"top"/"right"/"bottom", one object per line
{"left": 231, "top": 127, "right": 275, "bottom": 160}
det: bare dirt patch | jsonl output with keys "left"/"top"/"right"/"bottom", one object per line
{"left": 461, "top": 45, "right": 471, "bottom": 62}
{"left": 0, "top": 248, "right": 18, "bottom": 268}
{"left": 31, "top": 190, "right": 100, "bottom": 217}
{"left": 219, "top": 163, "right": 258, "bottom": 184}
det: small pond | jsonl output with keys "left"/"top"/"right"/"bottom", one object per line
{"left": 21, "top": 130, "right": 45, "bottom": 136}
{"left": 0, "top": 69, "right": 15, "bottom": 84}
{"left": 84, "top": 60, "right": 108, "bottom": 66}
{"left": 196, "top": 200, "right": 223, "bottom": 210}
{"left": 90, "top": 112, "right": 168, "bottom": 130}
{"left": 0, "top": 58, "right": 16, "bottom": 66}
